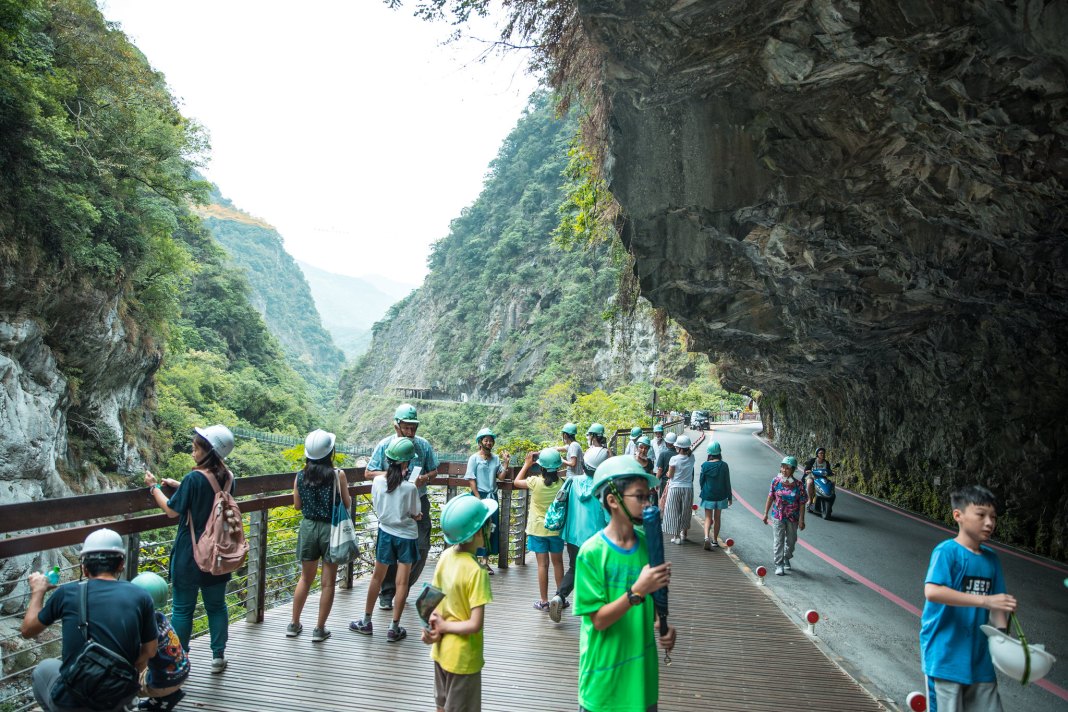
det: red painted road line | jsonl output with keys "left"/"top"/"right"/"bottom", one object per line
{"left": 732, "top": 489, "right": 921, "bottom": 615}
{"left": 731, "top": 487, "right": 1068, "bottom": 703}
{"left": 750, "top": 432, "right": 1068, "bottom": 575}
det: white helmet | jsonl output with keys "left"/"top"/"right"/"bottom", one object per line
{"left": 304, "top": 429, "right": 336, "bottom": 460}
{"left": 981, "top": 625, "right": 1057, "bottom": 683}
{"left": 676, "top": 435, "right": 692, "bottom": 449}
{"left": 665, "top": 432, "right": 678, "bottom": 445}
{"left": 195, "top": 424, "right": 235, "bottom": 459}
{"left": 80, "top": 528, "right": 125, "bottom": 559}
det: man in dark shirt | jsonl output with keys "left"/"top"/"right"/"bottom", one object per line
{"left": 22, "top": 528, "right": 158, "bottom": 712}
{"left": 655, "top": 432, "right": 678, "bottom": 500}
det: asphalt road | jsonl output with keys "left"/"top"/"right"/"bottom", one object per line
{"left": 677, "top": 423, "right": 1067, "bottom": 711}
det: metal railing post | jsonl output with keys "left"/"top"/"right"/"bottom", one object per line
{"left": 513, "top": 488, "right": 529, "bottom": 566}
{"left": 245, "top": 509, "right": 268, "bottom": 623}
{"left": 342, "top": 493, "right": 356, "bottom": 589}
{"left": 123, "top": 533, "right": 140, "bottom": 580}
{"left": 497, "top": 485, "right": 511, "bottom": 570}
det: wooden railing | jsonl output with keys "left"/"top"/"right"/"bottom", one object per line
{"left": 608, "top": 418, "right": 685, "bottom": 454}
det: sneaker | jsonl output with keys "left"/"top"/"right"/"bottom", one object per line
{"left": 710, "top": 540, "right": 719, "bottom": 549}
{"left": 378, "top": 597, "right": 393, "bottom": 611}
{"left": 285, "top": 622, "right": 303, "bottom": 638}
{"left": 386, "top": 625, "right": 407, "bottom": 643}
{"left": 532, "top": 600, "right": 549, "bottom": 612}
{"left": 138, "top": 690, "right": 186, "bottom": 712}
{"left": 349, "top": 619, "right": 373, "bottom": 635}
{"left": 548, "top": 595, "right": 564, "bottom": 623}
{"left": 703, "top": 538, "right": 712, "bottom": 551}
{"left": 561, "top": 598, "right": 571, "bottom": 610}
{"left": 210, "top": 656, "right": 227, "bottom": 674}
{"left": 311, "top": 627, "right": 331, "bottom": 642}
{"left": 775, "top": 565, "right": 785, "bottom": 576}
{"left": 669, "top": 536, "right": 680, "bottom": 544}
{"left": 783, "top": 561, "right": 792, "bottom": 572}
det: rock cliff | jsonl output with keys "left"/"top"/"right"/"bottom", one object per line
{"left": 574, "top": 0, "right": 1068, "bottom": 555}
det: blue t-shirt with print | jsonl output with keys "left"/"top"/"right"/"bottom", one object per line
{"left": 919, "top": 539, "right": 1006, "bottom": 684}
{"left": 368, "top": 434, "right": 438, "bottom": 497}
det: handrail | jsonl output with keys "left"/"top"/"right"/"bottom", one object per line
{"left": 608, "top": 418, "right": 685, "bottom": 453}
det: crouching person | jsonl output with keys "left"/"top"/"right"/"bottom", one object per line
{"left": 131, "top": 572, "right": 190, "bottom": 711}
{"left": 21, "top": 528, "right": 158, "bottom": 712}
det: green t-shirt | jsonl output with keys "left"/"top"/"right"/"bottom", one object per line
{"left": 574, "top": 530, "right": 658, "bottom": 712}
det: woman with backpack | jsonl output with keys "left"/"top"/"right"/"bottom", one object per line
{"left": 287, "top": 429, "right": 351, "bottom": 643}
{"left": 145, "top": 424, "right": 239, "bottom": 674}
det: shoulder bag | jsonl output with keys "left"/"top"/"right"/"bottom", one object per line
{"left": 543, "top": 477, "right": 574, "bottom": 532}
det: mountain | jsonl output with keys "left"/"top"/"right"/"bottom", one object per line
{"left": 297, "top": 261, "right": 403, "bottom": 360}
{"left": 196, "top": 190, "right": 346, "bottom": 398}
{"left": 356, "top": 273, "right": 416, "bottom": 302}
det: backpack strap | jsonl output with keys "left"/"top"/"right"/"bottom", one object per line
{"left": 185, "top": 468, "right": 231, "bottom": 543}
{"left": 78, "top": 580, "right": 92, "bottom": 643}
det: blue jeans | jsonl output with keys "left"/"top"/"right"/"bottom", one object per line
{"left": 170, "top": 580, "right": 228, "bottom": 656}
{"left": 476, "top": 490, "right": 499, "bottom": 558}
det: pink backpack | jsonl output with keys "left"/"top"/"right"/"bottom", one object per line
{"left": 187, "top": 469, "right": 248, "bottom": 575}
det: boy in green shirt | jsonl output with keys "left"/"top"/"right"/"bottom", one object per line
{"left": 421, "top": 493, "right": 496, "bottom": 712}
{"left": 575, "top": 456, "right": 677, "bottom": 712}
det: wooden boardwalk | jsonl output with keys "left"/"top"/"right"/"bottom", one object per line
{"left": 182, "top": 537, "right": 888, "bottom": 711}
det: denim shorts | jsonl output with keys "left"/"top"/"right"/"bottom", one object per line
{"left": 527, "top": 534, "right": 564, "bottom": 554}
{"left": 701, "top": 498, "right": 730, "bottom": 510}
{"left": 375, "top": 529, "right": 419, "bottom": 565}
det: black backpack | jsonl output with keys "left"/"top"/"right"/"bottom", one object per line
{"left": 53, "top": 581, "right": 141, "bottom": 710}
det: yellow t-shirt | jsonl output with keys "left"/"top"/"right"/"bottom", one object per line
{"left": 430, "top": 546, "right": 493, "bottom": 674}
{"left": 526, "top": 476, "right": 563, "bottom": 538}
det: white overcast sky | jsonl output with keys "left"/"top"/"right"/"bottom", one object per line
{"left": 100, "top": 1, "right": 539, "bottom": 285}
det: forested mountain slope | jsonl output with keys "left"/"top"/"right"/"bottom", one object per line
{"left": 196, "top": 187, "right": 346, "bottom": 399}
{"left": 297, "top": 260, "right": 401, "bottom": 360}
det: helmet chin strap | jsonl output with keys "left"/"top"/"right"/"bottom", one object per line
{"left": 608, "top": 481, "right": 644, "bottom": 525}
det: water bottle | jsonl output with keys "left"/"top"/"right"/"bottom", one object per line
{"left": 46, "top": 566, "right": 60, "bottom": 586}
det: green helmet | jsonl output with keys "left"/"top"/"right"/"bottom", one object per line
{"left": 386, "top": 437, "right": 416, "bottom": 462}
{"left": 630, "top": 426, "right": 643, "bottom": 438}
{"left": 131, "top": 571, "right": 169, "bottom": 609}
{"left": 707, "top": 441, "right": 722, "bottom": 456}
{"left": 394, "top": 403, "right": 419, "bottom": 424}
{"left": 536, "top": 448, "right": 563, "bottom": 472}
{"left": 781, "top": 455, "right": 798, "bottom": 469}
{"left": 591, "top": 455, "right": 658, "bottom": 496}
{"left": 474, "top": 427, "right": 496, "bottom": 447}
{"left": 440, "top": 493, "right": 498, "bottom": 545}
{"left": 653, "top": 424, "right": 664, "bottom": 433}
{"left": 587, "top": 423, "right": 606, "bottom": 436}
{"left": 561, "top": 422, "right": 578, "bottom": 436}
{"left": 636, "top": 435, "right": 652, "bottom": 447}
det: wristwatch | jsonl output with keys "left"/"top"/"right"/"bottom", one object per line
{"left": 626, "top": 585, "right": 645, "bottom": 606}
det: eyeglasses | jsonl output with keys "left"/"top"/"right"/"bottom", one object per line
{"left": 621, "top": 492, "right": 658, "bottom": 505}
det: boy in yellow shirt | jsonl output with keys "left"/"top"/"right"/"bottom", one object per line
{"left": 421, "top": 493, "right": 496, "bottom": 712}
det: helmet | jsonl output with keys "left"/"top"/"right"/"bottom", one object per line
{"left": 386, "top": 437, "right": 416, "bottom": 462}
{"left": 782, "top": 456, "right": 798, "bottom": 469}
{"left": 636, "top": 436, "right": 652, "bottom": 447}
{"left": 131, "top": 572, "right": 169, "bottom": 609}
{"left": 630, "top": 426, "right": 643, "bottom": 438}
{"left": 653, "top": 424, "right": 664, "bottom": 433}
{"left": 591, "top": 456, "right": 658, "bottom": 496}
{"left": 561, "top": 423, "right": 578, "bottom": 436}
{"left": 80, "top": 528, "right": 125, "bottom": 559}
{"left": 675, "top": 435, "right": 692, "bottom": 449}
{"left": 706, "top": 441, "right": 722, "bottom": 456}
{"left": 587, "top": 423, "right": 606, "bottom": 436}
{"left": 304, "top": 429, "right": 336, "bottom": 460}
{"left": 665, "top": 432, "right": 678, "bottom": 445}
{"left": 394, "top": 403, "right": 419, "bottom": 424}
{"left": 474, "top": 428, "right": 496, "bottom": 447}
{"left": 440, "top": 493, "right": 498, "bottom": 545}
{"left": 981, "top": 625, "right": 1057, "bottom": 683}
{"left": 194, "top": 424, "right": 235, "bottom": 459}
{"left": 536, "top": 448, "right": 563, "bottom": 472}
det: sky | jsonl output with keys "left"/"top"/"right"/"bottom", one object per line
{"left": 100, "top": 0, "right": 540, "bottom": 286}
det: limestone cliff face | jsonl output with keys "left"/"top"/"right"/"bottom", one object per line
{"left": 577, "top": 0, "right": 1068, "bottom": 555}
{"left": 0, "top": 282, "right": 158, "bottom": 509}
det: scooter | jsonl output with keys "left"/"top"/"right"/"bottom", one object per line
{"left": 810, "top": 466, "right": 836, "bottom": 520}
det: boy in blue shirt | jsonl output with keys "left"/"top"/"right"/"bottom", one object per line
{"left": 920, "top": 485, "right": 1017, "bottom": 712}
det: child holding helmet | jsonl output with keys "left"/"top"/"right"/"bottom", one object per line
{"left": 513, "top": 448, "right": 566, "bottom": 612}
{"left": 144, "top": 424, "right": 237, "bottom": 673}
{"left": 761, "top": 456, "right": 807, "bottom": 576}
{"left": 699, "top": 440, "right": 732, "bottom": 551}
{"left": 464, "top": 428, "right": 506, "bottom": 574}
{"left": 575, "top": 456, "right": 676, "bottom": 712}
{"left": 288, "top": 429, "right": 351, "bottom": 642}
{"left": 422, "top": 494, "right": 497, "bottom": 712}
{"left": 350, "top": 437, "right": 422, "bottom": 642}
{"left": 130, "top": 572, "right": 190, "bottom": 711}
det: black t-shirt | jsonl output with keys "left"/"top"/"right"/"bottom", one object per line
{"left": 38, "top": 578, "right": 157, "bottom": 671}
{"left": 655, "top": 447, "right": 676, "bottom": 479}
{"left": 167, "top": 469, "right": 236, "bottom": 587}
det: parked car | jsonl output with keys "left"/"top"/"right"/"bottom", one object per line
{"left": 691, "top": 410, "right": 710, "bottom": 430}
